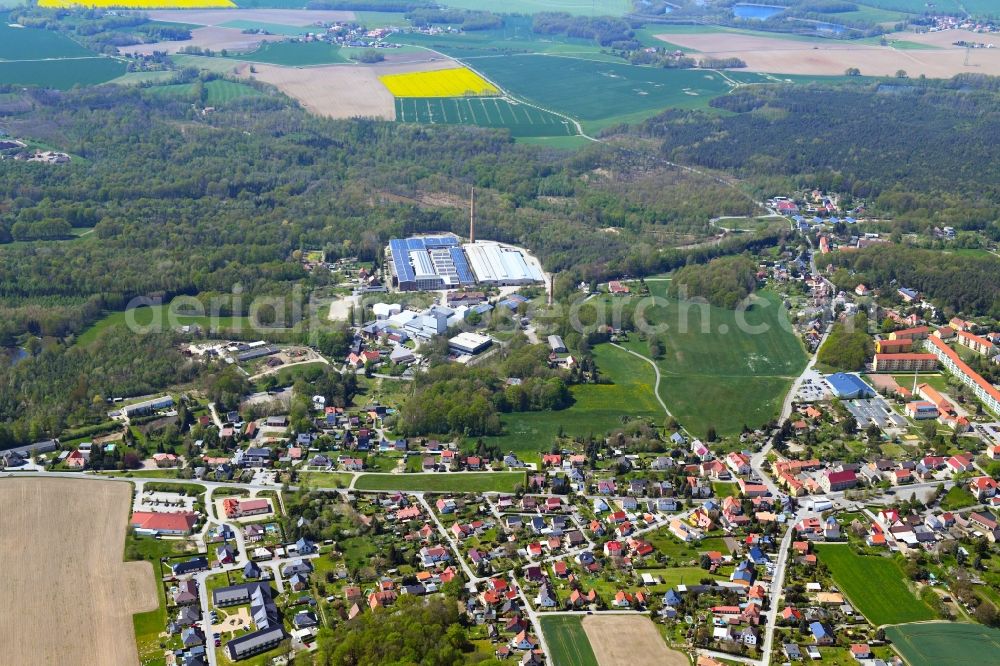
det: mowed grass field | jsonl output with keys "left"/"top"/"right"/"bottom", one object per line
{"left": 885, "top": 622, "right": 1000, "bottom": 666}
{"left": 483, "top": 344, "right": 663, "bottom": 461}
{"left": 540, "top": 616, "right": 599, "bottom": 666}
{"left": 467, "top": 55, "right": 735, "bottom": 131}
{"left": 144, "top": 79, "right": 264, "bottom": 104}
{"left": 814, "top": 545, "right": 936, "bottom": 626}
{"left": 76, "top": 304, "right": 250, "bottom": 346}
{"left": 226, "top": 40, "right": 349, "bottom": 66}
{"left": 380, "top": 66, "right": 498, "bottom": 97}
{"left": 395, "top": 97, "right": 574, "bottom": 137}
{"left": 352, "top": 472, "right": 525, "bottom": 493}
{"left": 614, "top": 285, "right": 806, "bottom": 436}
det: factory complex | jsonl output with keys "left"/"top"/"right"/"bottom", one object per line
{"left": 388, "top": 234, "right": 545, "bottom": 292}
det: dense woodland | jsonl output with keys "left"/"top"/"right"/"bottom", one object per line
{"left": 314, "top": 594, "right": 473, "bottom": 665}
{"left": 397, "top": 342, "right": 571, "bottom": 437}
{"left": 817, "top": 315, "right": 873, "bottom": 371}
{"left": 532, "top": 12, "right": 638, "bottom": 48}
{"left": 0, "top": 86, "right": 754, "bottom": 343}
{"left": 0, "top": 84, "right": 768, "bottom": 445}
{"left": 4, "top": 75, "right": 1000, "bottom": 446}
{"left": 671, "top": 255, "right": 758, "bottom": 309}
{"left": 819, "top": 244, "right": 1000, "bottom": 318}
{"left": 640, "top": 79, "right": 1000, "bottom": 242}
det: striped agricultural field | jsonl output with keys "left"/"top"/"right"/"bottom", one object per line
{"left": 539, "top": 616, "right": 598, "bottom": 666}
{"left": 395, "top": 97, "right": 574, "bottom": 137}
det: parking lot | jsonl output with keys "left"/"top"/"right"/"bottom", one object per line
{"left": 133, "top": 491, "right": 195, "bottom": 514}
{"left": 845, "top": 396, "right": 907, "bottom": 432}
{"left": 792, "top": 369, "right": 830, "bottom": 403}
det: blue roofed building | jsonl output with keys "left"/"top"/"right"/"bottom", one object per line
{"left": 810, "top": 621, "right": 834, "bottom": 644}
{"left": 826, "top": 373, "right": 876, "bottom": 400}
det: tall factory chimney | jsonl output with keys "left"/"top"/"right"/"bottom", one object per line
{"left": 469, "top": 186, "right": 475, "bottom": 244}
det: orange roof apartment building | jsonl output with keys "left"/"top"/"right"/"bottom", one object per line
{"left": 926, "top": 335, "right": 1000, "bottom": 415}
{"left": 957, "top": 330, "right": 997, "bottom": 357}
{"left": 872, "top": 353, "right": 937, "bottom": 373}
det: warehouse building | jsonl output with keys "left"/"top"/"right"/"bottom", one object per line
{"left": 463, "top": 241, "right": 545, "bottom": 286}
{"left": 449, "top": 332, "right": 493, "bottom": 356}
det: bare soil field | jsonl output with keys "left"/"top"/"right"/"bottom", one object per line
{"left": 656, "top": 30, "right": 1000, "bottom": 77}
{"left": 143, "top": 8, "right": 355, "bottom": 26}
{"left": 248, "top": 58, "right": 455, "bottom": 120}
{"left": 896, "top": 28, "right": 999, "bottom": 48}
{"left": 121, "top": 26, "right": 284, "bottom": 55}
{"left": 0, "top": 477, "right": 158, "bottom": 666}
{"left": 581, "top": 615, "right": 688, "bottom": 666}
{"left": 249, "top": 63, "right": 396, "bottom": 119}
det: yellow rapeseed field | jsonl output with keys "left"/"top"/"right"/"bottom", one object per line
{"left": 39, "top": 0, "right": 234, "bottom": 7}
{"left": 379, "top": 67, "right": 499, "bottom": 98}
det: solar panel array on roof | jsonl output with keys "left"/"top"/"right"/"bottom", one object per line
{"left": 421, "top": 236, "right": 459, "bottom": 248}
{"left": 390, "top": 239, "right": 415, "bottom": 284}
{"left": 449, "top": 247, "right": 476, "bottom": 285}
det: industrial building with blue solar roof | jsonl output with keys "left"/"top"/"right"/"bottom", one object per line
{"left": 388, "top": 234, "right": 544, "bottom": 291}
{"left": 826, "top": 373, "right": 876, "bottom": 400}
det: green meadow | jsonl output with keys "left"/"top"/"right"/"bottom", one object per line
{"left": 613, "top": 284, "right": 807, "bottom": 437}
{"left": 440, "top": 0, "right": 630, "bottom": 16}
{"left": 814, "top": 545, "right": 936, "bottom": 626}
{"left": 225, "top": 41, "right": 348, "bottom": 66}
{"left": 0, "top": 58, "right": 125, "bottom": 89}
{"left": 76, "top": 304, "right": 250, "bottom": 346}
{"left": 0, "top": 17, "right": 93, "bottom": 60}
{"left": 144, "top": 79, "right": 264, "bottom": 104}
{"left": 483, "top": 343, "right": 663, "bottom": 461}
{"left": 468, "top": 55, "right": 737, "bottom": 131}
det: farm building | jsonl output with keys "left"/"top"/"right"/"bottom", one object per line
{"left": 826, "top": 373, "right": 875, "bottom": 399}
{"left": 548, "top": 335, "right": 567, "bottom": 353}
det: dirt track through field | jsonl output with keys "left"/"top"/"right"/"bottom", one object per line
{"left": 0, "top": 478, "right": 158, "bottom": 666}
{"left": 656, "top": 28, "right": 1000, "bottom": 77}
{"left": 581, "top": 615, "right": 688, "bottom": 666}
